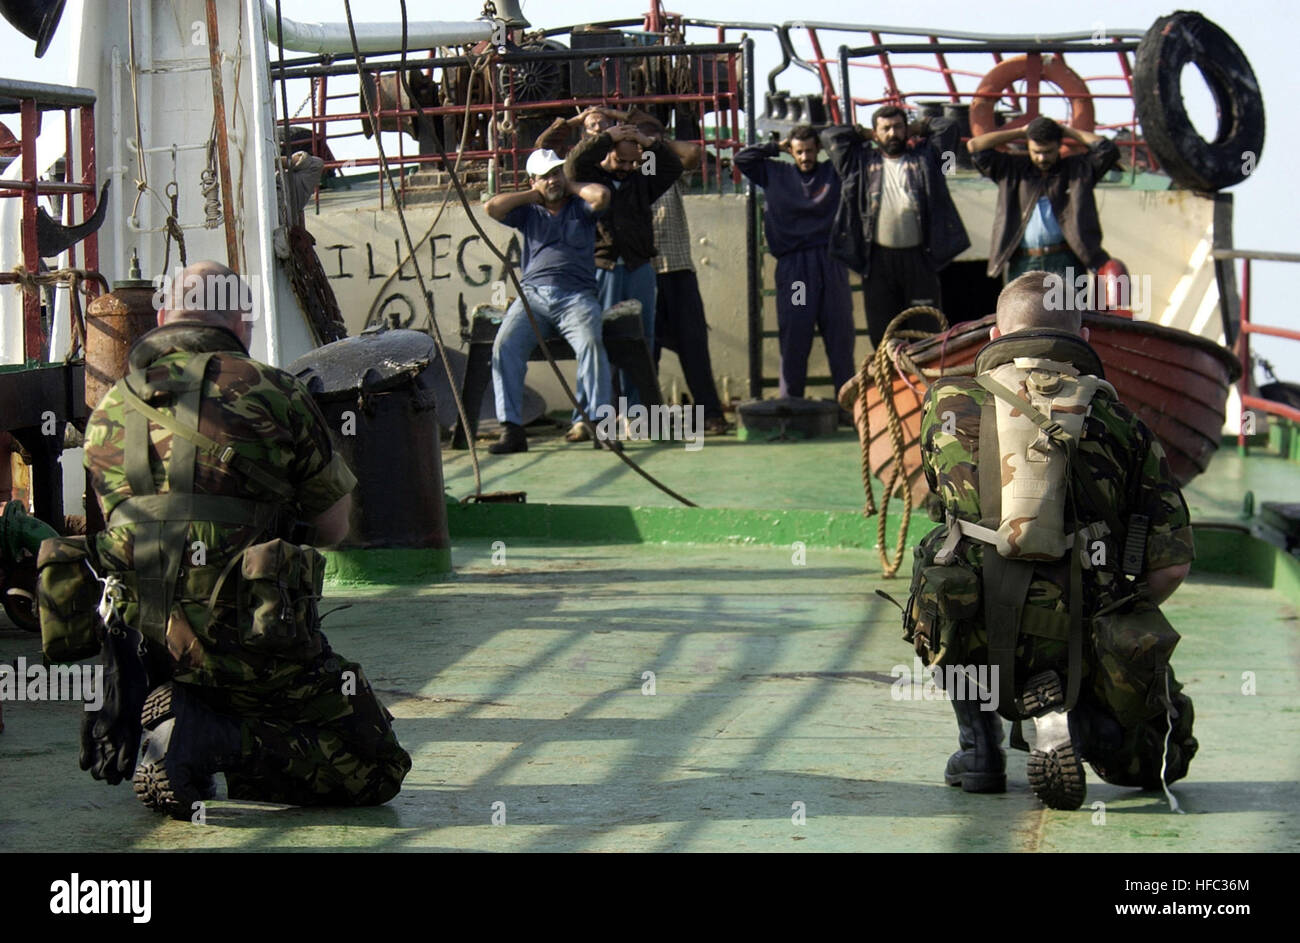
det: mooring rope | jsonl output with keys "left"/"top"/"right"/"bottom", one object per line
{"left": 855, "top": 306, "right": 976, "bottom": 577}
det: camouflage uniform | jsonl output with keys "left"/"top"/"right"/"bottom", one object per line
{"left": 84, "top": 321, "right": 411, "bottom": 806}
{"left": 919, "top": 330, "right": 1197, "bottom": 786}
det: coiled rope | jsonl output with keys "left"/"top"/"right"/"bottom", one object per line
{"left": 856, "top": 306, "right": 974, "bottom": 577}
{"left": 7, "top": 266, "right": 110, "bottom": 362}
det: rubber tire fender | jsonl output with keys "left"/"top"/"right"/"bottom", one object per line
{"left": 969, "top": 55, "right": 1094, "bottom": 156}
{"left": 1133, "top": 11, "right": 1264, "bottom": 191}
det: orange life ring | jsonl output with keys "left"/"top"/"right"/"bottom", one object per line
{"left": 969, "top": 55, "right": 1094, "bottom": 155}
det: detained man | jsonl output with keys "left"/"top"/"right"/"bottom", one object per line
{"left": 486, "top": 149, "right": 613, "bottom": 454}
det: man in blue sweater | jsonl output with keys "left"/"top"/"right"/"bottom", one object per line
{"left": 736, "top": 125, "right": 855, "bottom": 400}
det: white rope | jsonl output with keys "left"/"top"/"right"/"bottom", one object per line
{"left": 1158, "top": 671, "right": 1185, "bottom": 814}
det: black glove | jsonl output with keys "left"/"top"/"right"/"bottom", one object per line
{"left": 78, "top": 624, "right": 150, "bottom": 785}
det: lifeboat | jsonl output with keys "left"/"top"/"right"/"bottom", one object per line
{"left": 847, "top": 314, "right": 1243, "bottom": 508}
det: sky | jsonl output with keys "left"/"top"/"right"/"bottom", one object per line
{"left": 4, "top": 0, "right": 1297, "bottom": 373}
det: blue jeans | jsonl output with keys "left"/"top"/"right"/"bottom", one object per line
{"left": 492, "top": 285, "right": 611, "bottom": 426}
{"left": 595, "top": 261, "right": 657, "bottom": 408}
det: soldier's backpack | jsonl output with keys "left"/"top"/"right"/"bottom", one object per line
{"left": 904, "top": 341, "right": 1179, "bottom": 725}
{"left": 86, "top": 349, "right": 325, "bottom": 662}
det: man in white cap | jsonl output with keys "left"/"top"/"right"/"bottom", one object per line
{"left": 484, "top": 149, "right": 612, "bottom": 453}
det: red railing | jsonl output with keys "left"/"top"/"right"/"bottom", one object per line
{"left": 1216, "top": 250, "right": 1300, "bottom": 450}
{"left": 271, "top": 25, "right": 747, "bottom": 207}
{"left": 0, "top": 80, "right": 100, "bottom": 362}
{"left": 269, "top": 18, "right": 1165, "bottom": 208}
{"left": 823, "top": 24, "right": 1153, "bottom": 168}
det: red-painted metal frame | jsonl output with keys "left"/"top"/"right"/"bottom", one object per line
{"left": 0, "top": 94, "right": 101, "bottom": 363}
{"left": 1235, "top": 260, "right": 1300, "bottom": 448}
{"left": 79, "top": 104, "right": 99, "bottom": 295}
{"left": 20, "top": 98, "right": 40, "bottom": 362}
{"left": 284, "top": 48, "right": 744, "bottom": 197}
{"left": 806, "top": 29, "right": 842, "bottom": 124}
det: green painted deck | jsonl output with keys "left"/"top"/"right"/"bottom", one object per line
{"left": 1, "top": 429, "right": 1297, "bottom": 851}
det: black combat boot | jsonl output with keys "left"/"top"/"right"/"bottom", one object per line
{"left": 944, "top": 696, "right": 1007, "bottom": 793}
{"left": 1019, "top": 671, "right": 1087, "bottom": 810}
{"left": 489, "top": 421, "right": 528, "bottom": 454}
{"left": 133, "top": 682, "right": 245, "bottom": 820}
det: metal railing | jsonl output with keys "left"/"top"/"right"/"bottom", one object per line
{"left": 0, "top": 79, "right": 100, "bottom": 363}
{"left": 833, "top": 28, "right": 1153, "bottom": 167}
{"left": 270, "top": 25, "right": 749, "bottom": 206}
{"left": 1210, "top": 249, "right": 1300, "bottom": 451}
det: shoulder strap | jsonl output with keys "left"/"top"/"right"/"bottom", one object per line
{"left": 112, "top": 353, "right": 285, "bottom": 645}
{"left": 119, "top": 367, "right": 295, "bottom": 502}
{"left": 975, "top": 374, "right": 1069, "bottom": 445}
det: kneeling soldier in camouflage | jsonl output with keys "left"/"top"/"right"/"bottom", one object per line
{"left": 910, "top": 272, "right": 1197, "bottom": 809}
{"left": 78, "top": 260, "right": 410, "bottom": 818}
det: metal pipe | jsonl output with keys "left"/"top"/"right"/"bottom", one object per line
{"left": 1242, "top": 394, "right": 1300, "bottom": 426}
{"left": 838, "top": 45, "right": 853, "bottom": 125}
{"left": 261, "top": 2, "right": 492, "bottom": 55}
{"left": 845, "top": 41, "right": 1139, "bottom": 56}
{"left": 246, "top": 0, "right": 285, "bottom": 365}
{"left": 79, "top": 103, "right": 99, "bottom": 298}
{"left": 205, "top": 0, "right": 239, "bottom": 275}
{"left": 783, "top": 21, "right": 1144, "bottom": 41}
{"left": 1238, "top": 259, "right": 1250, "bottom": 455}
{"left": 0, "top": 78, "right": 96, "bottom": 107}
{"left": 110, "top": 45, "right": 125, "bottom": 283}
{"left": 1240, "top": 323, "right": 1300, "bottom": 342}
{"left": 20, "top": 98, "right": 40, "bottom": 361}
{"left": 271, "top": 42, "right": 744, "bottom": 80}
{"left": 743, "top": 37, "right": 761, "bottom": 400}
{"left": 1211, "top": 248, "right": 1300, "bottom": 263}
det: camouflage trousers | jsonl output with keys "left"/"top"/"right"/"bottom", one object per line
{"left": 189, "top": 652, "right": 411, "bottom": 807}
{"left": 961, "top": 631, "right": 1198, "bottom": 788}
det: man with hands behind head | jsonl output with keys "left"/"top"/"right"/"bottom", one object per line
{"left": 486, "top": 149, "right": 613, "bottom": 452}
{"left": 567, "top": 121, "right": 683, "bottom": 424}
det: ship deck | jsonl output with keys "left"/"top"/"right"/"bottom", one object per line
{"left": 1, "top": 428, "right": 1297, "bottom": 852}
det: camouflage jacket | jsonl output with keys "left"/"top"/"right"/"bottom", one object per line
{"left": 919, "top": 329, "right": 1195, "bottom": 618}
{"left": 84, "top": 321, "right": 356, "bottom": 688}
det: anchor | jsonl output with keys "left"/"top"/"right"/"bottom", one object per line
{"left": 36, "top": 179, "right": 110, "bottom": 258}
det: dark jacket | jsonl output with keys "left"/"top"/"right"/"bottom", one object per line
{"left": 818, "top": 125, "right": 970, "bottom": 278}
{"left": 971, "top": 138, "right": 1119, "bottom": 277}
{"left": 566, "top": 132, "right": 683, "bottom": 271}
{"left": 734, "top": 142, "right": 841, "bottom": 257}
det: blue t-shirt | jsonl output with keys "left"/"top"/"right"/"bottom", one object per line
{"left": 1021, "top": 195, "right": 1064, "bottom": 249}
{"left": 503, "top": 197, "right": 602, "bottom": 294}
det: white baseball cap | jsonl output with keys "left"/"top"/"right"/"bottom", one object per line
{"left": 526, "top": 148, "right": 566, "bottom": 177}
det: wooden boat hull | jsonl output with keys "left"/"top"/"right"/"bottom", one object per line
{"left": 849, "top": 314, "right": 1243, "bottom": 508}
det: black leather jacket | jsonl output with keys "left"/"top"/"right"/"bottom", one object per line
{"left": 818, "top": 124, "right": 971, "bottom": 278}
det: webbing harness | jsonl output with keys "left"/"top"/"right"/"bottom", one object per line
{"left": 957, "top": 373, "right": 1144, "bottom": 722}
{"left": 108, "top": 352, "right": 287, "bottom": 646}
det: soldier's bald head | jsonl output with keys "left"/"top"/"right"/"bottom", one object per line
{"left": 994, "top": 271, "right": 1084, "bottom": 336}
{"left": 159, "top": 260, "right": 254, "bottom": 347}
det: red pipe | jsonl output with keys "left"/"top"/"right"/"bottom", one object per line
{"left": 806, "top": 29, "right": 842, "bottom": 124}
{"left": 80, "top": 103, "right": 99, "bottom": 289}
{"left": 1240, "top": 323, "right": 1300, "bottom": 342}
{"left": 1242, "top": 394, "right": 1300, "bottom": 426}
{"left": 20, "top": 97, "right": 40, "bottom": 362}
{"left": 1238, "top": 259, "right": 1250, "bottom": 451}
